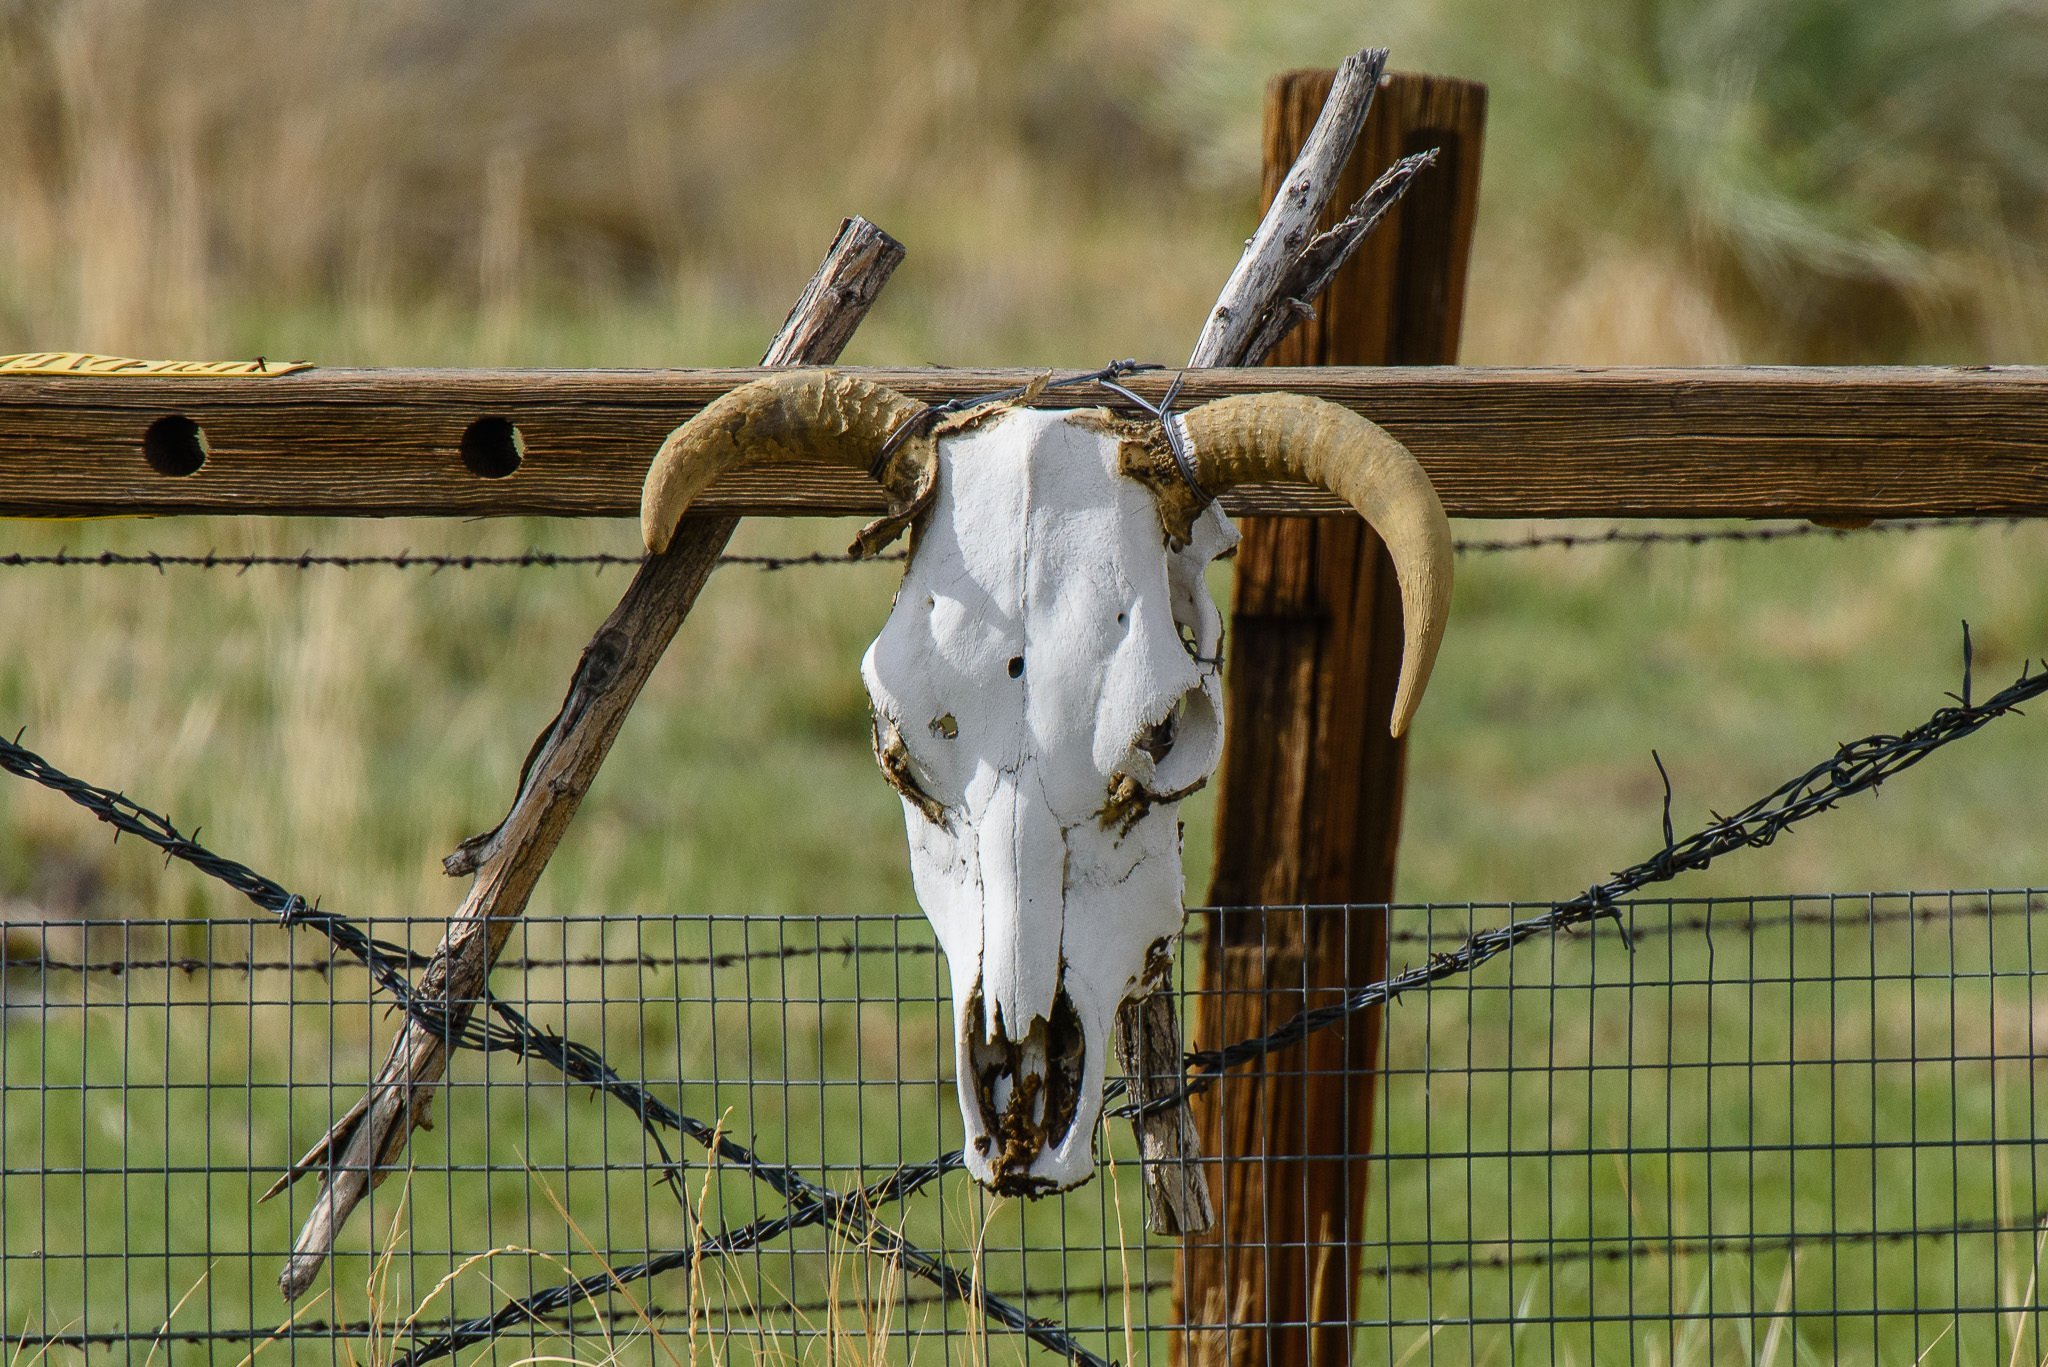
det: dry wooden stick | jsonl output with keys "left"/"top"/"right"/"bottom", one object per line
{"left": 1112, "top": 45, "right": 1438, "bottom": 1239}
{"left": 267, "top": 215, "right": 905, "bottom": 1301}
{"left": 1113, "top": 974, "right": 1215, "bottom": 1235}
{"left": 1235, "top": 148, "right": 1437, "bottom": 365}
{"left": 1190, "top": 47, "right": 1387, "bottom": 368}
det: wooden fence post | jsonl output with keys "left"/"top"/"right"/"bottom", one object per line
{"left": 1175, "top": 70, "right": 1486, "bottom": 1367}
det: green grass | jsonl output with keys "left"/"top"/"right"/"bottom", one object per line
{"left": 1368, "top": 894, "right": 2048, "bottom": 1365}
{"left": 3, "top": 509, "right": 2046, "bottom": 1364}
{"left": 9, "top": 901, "right": 2048, "bottom": 1364}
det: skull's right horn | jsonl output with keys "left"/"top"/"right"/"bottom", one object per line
{"left": 1180, "top": 393, "right": 1453, "bottom": 736}
{"left": 641, "top": 370, "right": 932, "bottom": 554}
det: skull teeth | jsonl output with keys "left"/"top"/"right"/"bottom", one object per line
{"left": 962, "top": 984, "right": 1088, "bottom": 1194}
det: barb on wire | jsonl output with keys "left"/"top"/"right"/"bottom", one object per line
{"left": 5, "top": 632, "right": 2044, "bottom": 1367}
{"left": 387, "top": 1148, "right": 1124, "bottom": 1367}
{"left": 1453, "top": 516, "right": 2028, "bottom": 555}
{"left": 0, "top": 735, "right": 712, "bottom": 1193}
{"left": 1113, "top": 647, "right": 2048, "bottom": 1119}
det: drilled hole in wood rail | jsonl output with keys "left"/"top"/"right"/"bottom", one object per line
{"left": 460, "top": 417, "right": 523, "bottom": 479}
{"left": 142, "top": 415, "right": 208, "bottom": 477}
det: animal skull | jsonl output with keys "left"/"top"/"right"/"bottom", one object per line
{"left": 641, "top": 371, "right": 1452, "bottom": 1196}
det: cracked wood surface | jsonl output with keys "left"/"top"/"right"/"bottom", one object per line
{"left": 269, "top": 215, "right": 905, "bottom": 1301}
{"left": 1113, "top": 991, "right": 1215, "bottom": 1235}
{"left": 9, "top": 365, "right": 2048, "bottom": 521}
{"left": 1115, "top": 41, "right": 1452, "bottom": 1245}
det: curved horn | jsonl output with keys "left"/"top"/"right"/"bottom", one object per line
{"left": 1180, "top": 393, "right": 1452, "bottom": 736}
{"left": 641, "top": 370, "right": 929, "bottom": 553}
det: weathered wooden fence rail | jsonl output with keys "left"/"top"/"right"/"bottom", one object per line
{"left": 4, "top": 364, "right": 2047, "bottom": 520}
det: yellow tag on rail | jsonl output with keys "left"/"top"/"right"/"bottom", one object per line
{"left": 0, "top": 352, "right": 312, "bottom": 377}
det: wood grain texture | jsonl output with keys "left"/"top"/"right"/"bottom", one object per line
{"left": 1177, "top": 70, "right": 1486, "bottom": 1367}
{"left": 269, "top": 216, "right": 905, "bottom": 1301}
{"left": 5, "top": 365, "right": 2048, "bottom": 520}
{"left": 1113, "top": 988, "right": 1214, "bottom": 1235}
{"left": 1235, "top": 148, "right": 1437, "bottom": 367}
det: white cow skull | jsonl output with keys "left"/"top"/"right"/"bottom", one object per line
{"left": 642, "top": 371, "right": 1452, "bottom": 1195}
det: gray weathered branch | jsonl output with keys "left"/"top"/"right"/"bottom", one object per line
{"left": 269, "top": 215, "right": 905, "bottom": 1301}
{"left": 1189, "top": 47, "right": 1387, "bottom": 368}
{"left": 1236, "top": 148, "right": 1437, "bottom": 366}
{"left": 1113, "top": 989, "right": 1215, "bottom": 1236}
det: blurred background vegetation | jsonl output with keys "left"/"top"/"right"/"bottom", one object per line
{"left": 1, "top": 0, "right": 2043, "bottom": 913}
{"left": 4, "top": 2, "right": 2048, "bottom": 1360}
{"left": 6, "top": 0, "right": 2048, "bottom": 369}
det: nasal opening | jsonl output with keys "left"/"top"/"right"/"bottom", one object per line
{"left": 965, "top": 983, "right": 1087, "bottom": 1195}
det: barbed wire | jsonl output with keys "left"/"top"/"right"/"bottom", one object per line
{"left": 13, "top": 890, "right": 2047, "bottom": 979}
{"left": 0, "top": 730, "right": 1097, "bottom": 1367}
{"left": 0, "top": 516, "right": 2031, "bottom": 576}
{"left": 1451, "top": 515, "right": 2029, "bottom": 555}
{"left": 392, "top": 1151, "right": 973, "bottom": 1367}
{"left": 15, "top": 1205, "right": 2045, "bottom": 1354}
{"left": 0, "top": 548, "right": 902, "bottom": 573}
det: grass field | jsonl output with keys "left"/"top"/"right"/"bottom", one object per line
{"left": 8, "top": 896, "right": 2048, "bottom": 1365}
{"left": 6, "top": 512, "right": 2046, "bottom": 1365}
{"left": 5, "top": 0, "right": 2048, "bottom": 1362}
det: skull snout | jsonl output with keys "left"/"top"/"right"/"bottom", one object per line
{"left": 953, "top": 775, "right": 1099, "bottom": 1193}
{"left": 962, "top": 982, "right": 1089, "bottom": 1195}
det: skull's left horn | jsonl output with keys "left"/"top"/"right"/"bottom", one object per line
{"left": 642, "top": 370, "right": 930, "bottom": 553}
{"left": 1180, "top": 393, "right": 1453, "bottom": 736}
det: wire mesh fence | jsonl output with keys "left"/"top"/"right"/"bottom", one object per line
{"left": 7, "top": 888, "right": 2047, "bottom": 1365}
